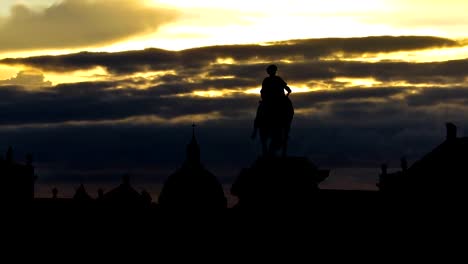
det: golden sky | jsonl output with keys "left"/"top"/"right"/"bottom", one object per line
{"left": 0, "top": 0, "right": 467, "bottom": 56}
{"left": 0, "top": 0, "right": 467, "bottom": 93}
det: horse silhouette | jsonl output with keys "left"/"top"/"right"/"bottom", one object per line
{"left": 252, "top": 96, "right": 294, "bottom": 157}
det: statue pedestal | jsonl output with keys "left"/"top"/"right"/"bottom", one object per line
{"left": 231, "top": 156, "right": 329, "bottom": 209}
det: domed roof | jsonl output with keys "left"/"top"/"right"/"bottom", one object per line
{"left": 158, "top": 125, "right": 227, "bottom": 209}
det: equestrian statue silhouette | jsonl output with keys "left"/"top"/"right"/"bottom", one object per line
{"left": 252, "top": 65, "right": 294, "bottom": 157}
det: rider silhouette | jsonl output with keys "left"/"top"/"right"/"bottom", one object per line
{"left": 261, "top": 65, "right": 291, "bottom": 101}
{"left": 252, "top": 65, "right": 294, "bottom": 157}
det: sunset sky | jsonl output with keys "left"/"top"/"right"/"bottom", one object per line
{"left": 1, "top": 0, "right": 468, "bottom": 191}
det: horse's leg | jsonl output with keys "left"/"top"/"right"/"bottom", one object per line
{"left": 268, "top": 139, "right": 276, "bottom": 156}
{"left": 259, "top": 128, "right": 268, "bottom": 157}
{"left": 282, "top": 139, "right": 288, "bottom": 157}
{"left": 269, "top": 128, "right": 282, "bottom": 157}
{"left": 281, "top": 124, "right": 291, "bottom": 157}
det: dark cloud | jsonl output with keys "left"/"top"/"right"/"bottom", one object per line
{"left": 0, "top": 79, "right": 257, "bottom": 125}
{"left": 406, "top": 87, "right": 468, "bottom": 106}
{"left": 0, "top": 36, "right": 459, "bottom": 74}
{"left": 0, "top": 0, "right": 178, "bottom": 51}
{"left": 292, "top": 87, "right": 407, "bottom": 108}
{"left": 1, "top": 48, "right": 177, "bottom": 74}
{"left": 2, "top": 69, "right": 467, "bottom": 129}
{"left": 208, "top": 59, "right": 468, "bottom": 84}
{"left": 2, "top": 39, "right": 466, "bottom": 92}
{"left": 0, "top": 76, "right": 411, "bottom": 126}
{"left": 271, "top": 36, "right": 458, "bottom": 54}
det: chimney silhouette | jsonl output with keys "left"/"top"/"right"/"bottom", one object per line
{"left": 446, "top": 123, "right": 457, "bottom": 141}
{"left": 52, "top": 188, "right": 58, "bottom": 199}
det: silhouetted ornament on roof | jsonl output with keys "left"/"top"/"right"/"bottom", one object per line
{"left": 231, "top": 156, "right": 329, "bottom": 208}
{"left": 73, "top": 184, "right": 93, "bottom": 201}
{"left": 158, "top": 125, "right": 227, "bottom": 209}
{"left": 103, "top": 174, "right": 143, "bottom": 206}
{"left": 52, "top": 188, "right": 58, "bottom": 199}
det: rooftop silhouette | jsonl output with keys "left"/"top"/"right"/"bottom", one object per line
{"left": 0, "top": 146, "right": 36, "bottom": 206}
{"left": 102, "top": 174, "right": 153, "bottom": 209}
{"left": 378, "top": 122, "right": 468, "bottom": 198}
{"left": 2, "top": 122, "right": 467, "bottom": 212}
{"left": 73, "top": 184, "right": 92, "bottom": 202}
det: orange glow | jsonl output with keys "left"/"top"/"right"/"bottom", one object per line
{"left": 44, "top": 67, "right": 109, "bottom": 86}
{"left": 244, "top": 85, "right": 315, "bottom": 95}
{"left": 334, "top": 77, "right": 382, "bottom": 87}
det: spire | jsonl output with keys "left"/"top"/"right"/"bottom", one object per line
{"left": 192, "top": 123, "right": 197, "bottom": 142}
{"left": 186, "top": 123, "right": 201, "bottom": 165}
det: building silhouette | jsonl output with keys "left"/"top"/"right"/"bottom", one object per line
{"left": 101, "top": 174, "right": 153, "bottom": 209}
{"left": 73, "top": 184, "right": 93, "bottom": 202}
{"left": 0, "top": 146, "right": 36, "bottom": 205}
{"left": 9, "top": 121, "right": 468, "bottom": 212}
{"left": 378, "top": 123, "right": 468, "bottom": 197}
{"left": 158, "top": 125, "right": 227, "bottom": 209}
